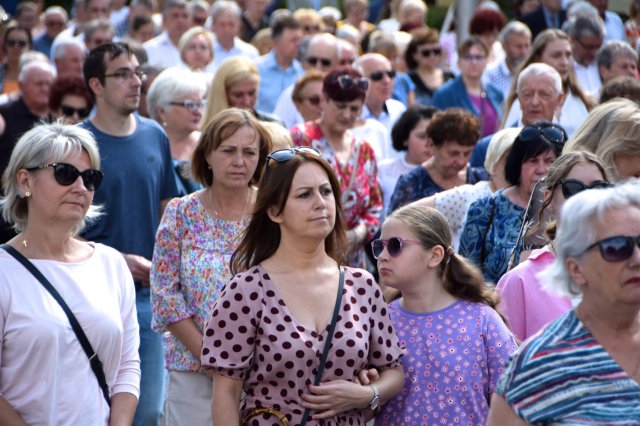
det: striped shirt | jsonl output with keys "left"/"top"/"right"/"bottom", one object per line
{"left": 496, "top": 309, "right": 640, "bottom": 424}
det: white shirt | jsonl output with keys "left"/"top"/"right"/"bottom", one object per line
{"left": 211, "top": 36, "right": 259, "bottom": 70}
{"left": 377, "top": 156, "right": 418, "bottom": 219}
{"left": 272, "top": 84, "right": 303, "bottom": 129}
{"left": 361, "top": 98, "right": 406, "bottom": 161}
{"left": 0, "top": 244, "right": 140, "bottom": 425}
{"left": 350, "top": 118, "right": 389, "bottom": 162}
{"left": 483, "top": 59, "right": 514, "bottom": 100}
{"left": 604, "top": 10, "right": 626, "bottom": 42}
{"left": 144, "top": 31, "right": 181, "bottom": 68}
{"left": 573, "top": 60, "right": 601, "bottom": 98}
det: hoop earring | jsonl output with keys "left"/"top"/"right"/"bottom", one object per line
{"left": 24, "top": 192, "right": 30, "bottom": 197}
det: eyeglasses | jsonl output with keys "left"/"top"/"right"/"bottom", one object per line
{"left": 104, "top": 69, "right": 147, "bottom": 83}
{"left": 337, "top": 74, "right": 369, "bottom": 91}
{"left": 420, "top": 47, "right": 442, "bottom": 57}
{"left": 169, "top": 99, "right": 207, "bottom": 111}
{"left": 369, "top": 70, "right": 396, "bottom": 81}
{"left": 61, "top": 105, "right": 91, "bottom": 118}
{"left": 559, "top": 179, "right": 612, "bottom": 199}
{"left": 265, "top": 147, "right": 320, "bottom": 174}
{"left": 371, "top": 237, "right": 423, "bottom": 259}
{"left": 303, "top": 24, "right": 321, "bottom": 32}
{"left": 462, "top": 54, "right": 486, "bottom": 62}
{"left": 519, "top": 124, "right": 566, "bottom": 146}
{"left": 6, "top": 39, "right": 28, "bottom": 48}
{"left": 575, "top": 37, "right": 601, "bottom": 52}
{"left": 581, "top": 235, "right": 640, "bottom": 262}
{"left": 304, "top": 95, "right": 321, "bottom": 106}
{"left": 306, "top": 56, "right": 332, "bottom": 67}
{"left": 26, "top": 163, "right": 104, "bottom": 191}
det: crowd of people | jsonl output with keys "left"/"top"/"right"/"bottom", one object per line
{"left": 0, "top": 0, "right": 639, "bottom": 424}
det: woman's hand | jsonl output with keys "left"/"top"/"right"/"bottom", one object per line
{"left": 354, "top": 368, "right": 380, "bottom": 385}
{"left": 301, "top": 380, "right": 374, "bottom": 419}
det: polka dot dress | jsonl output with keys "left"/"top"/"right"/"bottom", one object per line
{"left": 201, "top": 265, "right": 405, "bottom": 425}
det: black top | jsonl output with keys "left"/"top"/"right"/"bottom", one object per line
{"left": 518, "top": 5, "right": 567, "bottom": 40}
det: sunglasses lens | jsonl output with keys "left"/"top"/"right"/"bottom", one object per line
{"left": 542, "top": 127, "right": 564, "bottom": 144}
{"left": 370, "top": 71, "right": 383, "bottom": 81}
{"left": 600, "top": 236, "right": 634, "bottom": 262}
{"left": 371, "top": 240, "right": 384, "bottom": 259}
{"left": 388, "top": 70, "right": 396, "bottom": 79}
{"left": 519, "top": 126, "right": 539, "bottom": 141}
{"left": 82, "top": 170, "right": 103, "bottom": 190}
{"left": 53, "top": 163, "right": 80, "bottom": 186}
{"left": 269, "top": 150, "right": 296, "bottom": 162}
{"left": 387, "top": 238, "right": 402, "bottom": 257}
{"left": 561, "top": 180, "right": 584, "bottom": 199}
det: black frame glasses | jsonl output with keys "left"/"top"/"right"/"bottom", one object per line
{"left": 169, "top": 100, "right": 207, "bottom": 111}
{"left": 6, "top": 39, "right": 28, "bottom": 48}
{"left": 306, "top": 56, "right": 332, "bottom": 67}
{"left": 580, "top": 235, "right": 640, "bottom": 262}
{"left": 26, "top": 163, "right": 104, "bottom": 191}
{"left": 371, "top": 237, "right": 423, "bottom": 259}
{"left": 369, "top": 70, "right": 396, "bottom": 81}
{"left": 559, "top": 179, "right": 612, "bottom": 199}
{"left": 337, "top": 74, "right": 369, "bottom": 91}
{"left": 419, "top": 47, "right": 442, "bottom": 57}
{"left": 265, "top": 147, "right": 321, "bottom": 174}
{"left": 61, "top": 105, "right": 92, "bottom": 118}
{"left": 104, "top": 69, "right": 147, "bottom": 83}
{"left": 519, "top": 124, "right": 567, "bottom": 146}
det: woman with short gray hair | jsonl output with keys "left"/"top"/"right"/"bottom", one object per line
{"left": 488, "top": 180, "right": 640, "bottom": 424}
{"left": 0, "top": 121, "right": 140, "bottom": 424}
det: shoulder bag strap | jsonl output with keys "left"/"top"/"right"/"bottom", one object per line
{"left": 299, "top": 267, "right": 345, "bottom": 426}
{"left": 479, "top": 195, "right": 497, "bottom": 270}
{"left": 0, "top": 244, "right": 111, "bottom": 406}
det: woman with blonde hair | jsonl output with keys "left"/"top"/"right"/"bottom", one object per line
{"left": 563, "top": 98, "right": 640, "bottom": 181}
{"left": 178, "top": 26, "right": 214, "bottom": 73}
{"left": 201, "top": 56, "right": 281, "bottom": 129}
{"left": 503, "top": 29, "right": 594, "bottom": 137}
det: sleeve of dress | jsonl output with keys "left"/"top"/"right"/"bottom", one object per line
{"left": 113, "top": 254, "right": 141, "bottom": 398}
{"left": 496, "top": 270, "right": 527, "bottom": 342}
{"left": 387, "top": 173, "right": 413, "bottom": 216}
{"left": 458, "top": 196, "right": 491, "bottom": 267}
{"left": 201, "top": 270, "right": 262, "bottom": 381}
{"left": 150, "top": 197, "right": 193, "bottom": 333}
{"left": 483, "top": 307, "right": 518, "bottom": 397}
{"left": 357, "top": 144, "right": 382, "bottom": 240}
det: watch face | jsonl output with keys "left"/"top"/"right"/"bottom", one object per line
{"left": 370, "top": 394, "right": 381, "bottom": 410}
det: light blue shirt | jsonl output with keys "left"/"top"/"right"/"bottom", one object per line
{"left": 255, "top": 50, "right": 304, "bottom": 113}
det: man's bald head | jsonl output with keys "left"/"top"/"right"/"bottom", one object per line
{"left": 305, "top": 33, "right": 339, "bottom": 72}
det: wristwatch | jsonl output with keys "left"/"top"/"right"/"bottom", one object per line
{"left": 368, "top": 384, "right": 381, "bottom": 410}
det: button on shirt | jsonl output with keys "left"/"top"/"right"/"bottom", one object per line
{"left": 255, "top": 50, "right": 304, "bottom": 113}
{"left": 144, "top": 32, "right": 181, "bottom": 68}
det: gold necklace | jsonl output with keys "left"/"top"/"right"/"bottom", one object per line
{"left": 209, "top": 188, "right": 251, "bottom": 220}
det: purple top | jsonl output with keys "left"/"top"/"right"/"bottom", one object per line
{"left": 375, "top": 299, "right": 517, "bottom": 426}
{"left": 470, "top": 93, "right": 498, "bottom": 137}
{"left": 496, "top": 246, "right": 573, "bottom": 341}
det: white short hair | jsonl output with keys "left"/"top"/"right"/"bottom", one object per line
{"left": 145, "top": 67, "right": 207, "bottom": 122}
{"left": 517, "top": 62, "right": 563, "bottom": 95}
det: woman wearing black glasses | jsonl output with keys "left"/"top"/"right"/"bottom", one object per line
{"left": 201, "top": 148, "right": 404, "bottom": 425}
{"left": 0, "top": 26, "right": 32, "bottom": 94}
{"left": 0, "top": 122, "right": 140, "bottom": 424}
{"left": 488, "top": 180, "right": 640, "bottom": 425}
{"left": 291, "top": 67, "right": 383, "bottom": 268}
{"left": 49, "top": 74, "right": 94, "bottom": 125}
{"left": 405, "top": 28, "right": 454, "bottom": 106}
{"left": 496, "top": 151, "right": 611, "bottom": 341}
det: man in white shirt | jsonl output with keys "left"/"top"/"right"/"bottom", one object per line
{"left": 143, "top": 0, "right": 189, "bottom": 68}
{"left": 209, "top": 0, "right": 259, "bottom": 70}
{"left": 484, "top": 21, "right": 531, "bottom": 100}
{"left": 53, "top": 38, "right": 85, "bottom": 76}
{"left": 566, "top": 13, "right": 605, "bottom": 97}
{"left": 588, "top": 0, "right": 626, "bottom": 41}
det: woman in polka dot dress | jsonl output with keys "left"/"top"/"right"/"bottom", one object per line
{"left": 372, "top": 205, "right": 517, "bottom": 426}
{"left": 201, "top": 149, "right": 405, "bottom": 425}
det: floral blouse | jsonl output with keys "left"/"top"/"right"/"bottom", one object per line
{"left": 291, "top": 120, "right": 382, "bottom": 267}
{"left": 150, "top": 191, "right": 251, "bottom": 371}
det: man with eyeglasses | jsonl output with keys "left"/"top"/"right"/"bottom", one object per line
{"left": 81, "top": 42, "right": 179, "bottom": 426}
{"left": 32, "top": 6, "right": 68, "bottom": 56}
{"left": 566, "top": 13, "right": 605, "bottom": 97}
{"left": 356, "top": 53, "right": 406, "bottom": 161}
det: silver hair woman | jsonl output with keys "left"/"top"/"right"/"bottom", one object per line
{"left": 488, "top": 180, "right": 640, "bottom": 424}
{"left": 0, "top": 121, "right": 140, "bottom": 424}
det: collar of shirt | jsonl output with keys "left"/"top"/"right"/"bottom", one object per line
{"left": 362, "top": 101, "right": 390, "bottom": 120}
{"left": 542, "top": 6, "right": 559, "bottom": 29}
{"left": 263, "top": 50, "right": 300, "bottom": 72}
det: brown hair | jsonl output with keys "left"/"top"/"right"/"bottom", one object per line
{"left": 404, "top": 27, "right": 440, "bottom": 70}
{"left": 292, "top": 70, "right": 325, "bottom": 102}
{"left": 600, "top": 76, "right": 640, "bottom": 105}
{"left": 191, "top": 108, "right": 272, "bottom": 187}
{"left": 231, "top": 152, "right": 347, "bottom": 273}
{"left": 427, "top": 108, "right": 481, "bottom": 147}
{"left": 457, "top": 36, "right": 489, "bottom": 57}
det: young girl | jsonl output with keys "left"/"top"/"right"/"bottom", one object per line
{"left": 373, "top": 205, "right": 517, "bottom": 426}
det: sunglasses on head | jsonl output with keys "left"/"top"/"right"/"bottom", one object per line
{"left": 61, "top": 105, "right": 91, "bottom": 118}
{"left": 519, "top": 124, "right": 566, "bottom": 146}
{"left": 559, "top": 179, "right": 612, "bottom": 199}
{"left": 337, "top": 74, "right": 369, "bottom": 91}
{"left": 581, "top": 235, "right": 640, "bottom": 262}
{"left": 6, "top": 39, "right": 28, "bottom": 48}
{"left": 26, "top": 163, "right": 104, "bottom": 191}
{"left": 306, "top": 56, "right": 332, "bottom": 67}
{"left": 420, "top": 47, "right": 441, "bottom": 57}
{"left": 265, "top": 147, "right": 320, "bottom": 174}
{"left": 371, "top": 237, "right": 423, "bottom": 259}
{"left": 369, "top": 70, "right": 396, "bottom": 81}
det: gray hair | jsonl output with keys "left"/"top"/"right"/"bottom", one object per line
{"left": 0, "top": 121, "right": 102, "bottom": 234}
{"left": 597, "top": 40, "right": 638, "bottom": 69}
{"left": 540, "top": 179, "right": 640, "bottom": 297}
{"left": 517, "top": 62, "right": 563, "bottom": 95}
{"left": 162, "top": 0, "right": 188, "bottom": 14}
{"left": 145, "top": 67, "right": 207, "bottom": 122}
{"left": 564, "top": 13, "right": 605, "bottom": 40}
{"left": 44, "top": 6, "right": 69, "bottom": 21}
{"left": 499, "top": 21, "right": 531, "bottom": 44}
{"left": 18, "top": 59, "right": 55, "bottom": 83}
{"left": 83, "top": 18, "right": 114, "bottom": 41}
{"left": 210, "top": 0, "right": 241, "bottom": 23}
{"left": 188, "top": 0, "right": 209, "bottom": 14}
{"left": 485, "top": 127, "right": 520, "bottom": 174}
{"left": 52, "top": 37, "right": 85, "bottom": 60}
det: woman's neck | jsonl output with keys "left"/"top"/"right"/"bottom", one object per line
{"left": 462, "top": 75, "right": 483, "bottom": 94}
{"left": 425, "top": 158, "right": 465, "bottom": 189}
{"left": 168, "top": 130, "right": 199, "bottom": 161}
{"left": 319, "top": 119, "right": 349, "bottom": 151}
{"left": 17, "top": 221, "right": 78, "bottom": 261}
{"left": 266, "top": 235, "right": 336, "bottom": 276}
{"left": 206, "top": 184, "right": 254, "bottom": 219}
{"left": 398, "top": 274, "right": 457, "bottom": 313}
{"left": 577, "top": 300, "right": 640, "bottom": 335}
{"left": 503, "top": 184, "right": 530, "bottom": 209}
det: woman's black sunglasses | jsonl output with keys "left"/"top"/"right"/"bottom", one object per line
{"left": 559, "top": 179, "right": 612, "bottom": 199}
{"left": 265, "top": 147, "right": 320, "bottom": 174}
{"left": 337, "top": 74, "right": 369, "bottom": 91}
{"left": 371, "top": 237, "right": 423, "bottom": 259}
{"left": 519, "top": 125, "right": 567, "bottom": 146}
{"left": 581, "top": 235, "right": 640, "bottom": 262}
{"left": 26, "top": 162, "right": 104, "bottom": 191}
{"left": 61, "top": 105, "right": 92, "bottom": 118}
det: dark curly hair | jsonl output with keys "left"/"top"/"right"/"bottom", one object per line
{"left": 427, "top": 108, "right": 481, "bottom": 148}
{"left": 48, "top": 74, "right": 94, "bottom": 112}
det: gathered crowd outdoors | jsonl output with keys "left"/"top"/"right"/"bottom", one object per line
{"left": 1, "top": 0, "right": 640, "bottom": 424}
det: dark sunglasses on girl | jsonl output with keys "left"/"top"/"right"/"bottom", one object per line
{"left": 559, "top": 179, "right": 612, "bottom": 199}
{"left": 369, "top": 70, "right": 396, "bottom": 81}
{"left": 6, "top": 39, "right": 28, "bottom": 48}
{"left": 581, "top": 235, "right": 640, "bottom": 262}
{"left": 61, "top": 105, "right": 91, "bottom": 118}
{"left": 519, "top": 124, "right": 567, "bottom": 146}
{"left": 371, "top": 237, "right": 423, "bottom": 259}
{"left": 337, "top": 74, "right": 369, "bottom": 91}
{"left": 26, "top": 163, "right": 104, "bottom": 191}
{"left": 306, "top": 56, "right": 332, "bottom": 67}
{"left": 265, "top": 147, "right": 320, "bottom": 174}
{"left": 420, "top": 47, "right": 442, "bottom": 57}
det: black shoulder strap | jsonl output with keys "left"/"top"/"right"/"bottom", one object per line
{"left": 0, "top": 244, "right": 111, "bottom": 406}
{"left": 479, "top": 195, "right": 497, "bottom": 270}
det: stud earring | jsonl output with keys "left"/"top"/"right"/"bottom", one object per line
{"left": 162, "top": 121, "right": 167, "bottom": 127}
{"left": 24, "top": 191, "right": 30, "bottom": 197}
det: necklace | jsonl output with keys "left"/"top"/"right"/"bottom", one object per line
{"left": 209, "top": 188, "right": 251, "bottom": 220}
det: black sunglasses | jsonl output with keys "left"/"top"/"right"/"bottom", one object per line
{"left": 519, "top": 125, "right": 567, "bottom": 146}
{"left": 369, "top": 70, "right": 396, "bottom": 81}
{"left": 371, "top": 237, "right": 423, "bottom": 259}
{"left": 559, "top": 179, "right": 612, "bottom": 199}
{"left": 265, "top": 147, "right": 320, "bottom": 174}
{"left": 420, "top": 47, "right": 441, "bottom": 57}
{"left": 306, "top": 56, "right": 332, "bottom": 67}
{"left": 6, "top": 39, "right": 28, "bottom": 48}
{"left": 581, "top": 235, "right": 640, "bottom": 262}
{"left": 61, "top": 105, "right": 91, "bottom": 118}
{"left": 337, "top": 74, "right": 369, "bottom": 91}
{"left": 305, "top": 95, "right": 321, "bottom": 106}
{"left": 26, "top": 163, "right": 104, "bottom": 191}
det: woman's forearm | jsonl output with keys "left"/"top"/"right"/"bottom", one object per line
{"left": 0, "top": 396, "right": 27, "bottom": 426}
{"left": 212, "top": 375, "right": 243, "bottom": 426}
{"left": 167, "top": 317, "right": 204, "bottom": 360}
{"left": 108, "top": 392, "right": 138, "bottom": 426}
{"left": 375, "top": 365, "right": 405, "bottom": 405}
